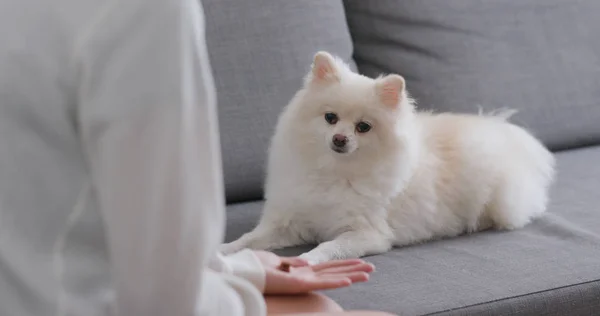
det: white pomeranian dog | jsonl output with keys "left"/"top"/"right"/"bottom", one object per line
{"left": 221, "top": 51, "right": 556, "bottom": 264}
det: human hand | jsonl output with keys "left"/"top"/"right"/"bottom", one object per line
{"left": 253, "top": 251, "right": 375, "bottom": 295}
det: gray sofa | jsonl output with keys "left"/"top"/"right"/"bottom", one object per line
{"left": 203, "top": 1, "right": 600, "bottom": 315}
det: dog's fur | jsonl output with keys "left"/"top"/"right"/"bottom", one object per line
{"left": 221, "top": 52, "right": 556, "bottom": 264}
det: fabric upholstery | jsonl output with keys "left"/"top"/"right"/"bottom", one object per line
{"left": 343, "top": 0, "right": 600, "bottom": 151}
{"left": 203, "top": 0, "right": 356, "bottom": 202}
{"left": 437, "top": 280, "right": 600, "bottom": 316}
{"left": 225, "top": 146, "right": 600, "bottom": 315}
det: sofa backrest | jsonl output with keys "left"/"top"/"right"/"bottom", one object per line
{"left": 205, "top": 0, "right": 600, "bottom": 203}
{"left": 203, "top": 0, "right": 355, "bottom": 203}
{"left": 345, "top": 0, "right": 600, "bottom": 151}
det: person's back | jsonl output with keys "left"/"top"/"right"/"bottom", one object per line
{"left": 0, "top": 0, "right": 116, "bottom": 314}
{"left": 0, "top": 1, "right": 388, "bottom": 315}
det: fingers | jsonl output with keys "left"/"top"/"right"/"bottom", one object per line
{"left": 319, "top": 271, "right": 370, "bottom": 283}
{"left": 266, "top": 269, "right": 352, "bottom": 294}
{"left": 264, "top": 258, "right": 375, "bottom": 295}
{"left": 303, "top": 277, "right": 353, "bottom": 291}
{"left": 311, "top": 259, "right": 365, "bottom": 271}
{"left": 316, "top": 262, "right": 375, "bottom": 275}
{"left": 281, "top": 257, "right": 310, "bottom": 267}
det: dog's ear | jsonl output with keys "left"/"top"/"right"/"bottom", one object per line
{"left": 309, "top": 51, "right": 340, "bottom": 84}
{"left": 375, "top": 74, "right": 406, "bottom": 108}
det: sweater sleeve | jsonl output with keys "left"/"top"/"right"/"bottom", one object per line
{"left": 210, "top": 250, "right": 266, "bottom": 293}
{"left": 74, "top": 0, "right": 266, "bottom": 315}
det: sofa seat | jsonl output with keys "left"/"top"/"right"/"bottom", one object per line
{"left": 225, "top": 146, "right": 600, "bottom": 315}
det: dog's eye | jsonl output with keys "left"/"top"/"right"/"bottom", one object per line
{"left": 324, "top": 112, "right": 338, "bottom": 125}
{"left": 355, "top": 121, "right": 372, "bottom": 133}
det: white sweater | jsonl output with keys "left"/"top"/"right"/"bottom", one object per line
{"left": 0, "top": 0, "right": 266, "bottom": 315}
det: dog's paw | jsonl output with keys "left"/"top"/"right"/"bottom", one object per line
{"left": 219, "top": 242, "right": 243, "bottom": 255}
{"left": 299, "top": 252, "right": 328, "bottom": 265}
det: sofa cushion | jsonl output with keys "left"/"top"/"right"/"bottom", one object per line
{"left": 203, "top": 0, "right": 355, "bottom": 202}
{"left": 343, "top": 0, "right": 600, "bottom": 151}
{"left": 225, "top": 146, "right": 600, "bottom": 315}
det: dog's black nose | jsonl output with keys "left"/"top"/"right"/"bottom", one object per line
{"left": 332, "top": 134, "right": 348, "bottom": 147}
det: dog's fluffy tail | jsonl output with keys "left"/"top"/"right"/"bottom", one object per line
{"left": 477, "top": 105, "right": 518, "bottom": 121}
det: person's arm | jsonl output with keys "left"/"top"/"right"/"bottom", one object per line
{"left": 210, "top": 250, "right": 267, "bottom": 291}
{"left": 74, "top": 0, "right": 265, "bottom": 314}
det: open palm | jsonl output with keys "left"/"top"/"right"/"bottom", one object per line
{"left": 260, "top": 253, "right": 375, "bottom": 295}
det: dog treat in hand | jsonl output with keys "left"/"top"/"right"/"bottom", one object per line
{"left": 279, "top": 262, "right": 290, "bottom": 272}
